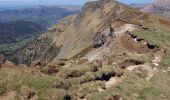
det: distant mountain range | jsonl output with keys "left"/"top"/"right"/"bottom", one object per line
{"left": 129, "top": 3, "right": 147, "bottom": 9}
{"left": 141, "top": 0, "right": 170, "bottom": 19}
{"left": 0, "top": 5, "right": 80, "bottom": 55}
{"left": 0, "top": 5, "right": 80, "bottom": 28}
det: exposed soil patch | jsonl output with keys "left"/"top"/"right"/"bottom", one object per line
{"left": 121, "top": 33, "right": 159, "bottom": 54}
{"left": 119, "top": 59, "right": 145, "bottom": 69}
{"left": 111, "top": 20, "right": 126, "bottom": 28}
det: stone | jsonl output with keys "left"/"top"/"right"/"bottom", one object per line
{"left": 93, "top": 32, "right": 106, "bottom": 48}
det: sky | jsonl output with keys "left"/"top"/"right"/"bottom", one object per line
{"left": 0, "top": 0, "right": 155, "bottom": 9}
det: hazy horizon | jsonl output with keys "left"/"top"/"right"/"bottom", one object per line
{"left": 0, "top": 0, "right": 155, "bottom": 10}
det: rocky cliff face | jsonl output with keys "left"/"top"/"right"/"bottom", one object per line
{"left": 11, "top": 0, "right": 170, "bottom": 66}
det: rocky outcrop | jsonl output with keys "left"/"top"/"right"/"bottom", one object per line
{"left": 93, "top": 32, "right": 106, "bottom": 48}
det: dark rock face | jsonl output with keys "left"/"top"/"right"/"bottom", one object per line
{"left": 93, "top": 32, "right": 106, "bottom": 48}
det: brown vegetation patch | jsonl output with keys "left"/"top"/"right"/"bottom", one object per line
{"left": 41, "top": 65, "right": 59, "bottom": 75}
{"left": 119, "top": 59, "right": 145, "bottom": 69}
{"left": 158, "top": 18, "right": 170, "bottom": 28}
{"left": 107, "top": 94, "right": 122, "bottom": 100}
{"left": 59, "top": 69, "right": 86, "bottom": 79}
{"left": 111, "top": 20, "right": 126, "bottom": 28}
{"left": 66, "top": 70, "right": 83, "bottom": 78}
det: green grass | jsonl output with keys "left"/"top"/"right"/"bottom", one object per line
{"left": 86, "top": 71, "right": 170, "bottom": 100}
{"left": 0, "top": 63, "right": 170, "bottom": 100}
{"left": 0, "top": 68, "right": 65, "bottom": 99}
{"left": 133, "top": 23, "right": 170, "bottom": 69}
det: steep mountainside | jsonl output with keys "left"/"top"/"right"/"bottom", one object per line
{"left": 0, "top": 6, "right": 80, "bottom": 28}
{"left": 0, "top": 20, "right": 46, "bottom": 55}
{"left": 141, "top": 0, "right": 170, "bottom": 19}
{"left": 12, "top": 0, "right": 170, "bottom": 67}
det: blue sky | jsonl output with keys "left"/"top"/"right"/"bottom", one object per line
{"left": 120, "top": 0, "right": 155, "bottom": 4}
{"left": 0, "top": 0, "right": 155, "bottom": 7}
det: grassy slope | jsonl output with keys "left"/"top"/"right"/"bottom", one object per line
{"left": 133, "top": 16, "right": 170, "bottom": 68}
{"left": 0, "top": 64, "right": 170, "bottom": 100}
{"left": 87, "top": 71, "right": 170, "bottom": 100}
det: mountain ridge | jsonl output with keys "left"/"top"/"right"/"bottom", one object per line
{"left": 0, "top": 5, "right": 80, "bottom": 28}
{"left": 12, "top": 0, "right": 140, "bottom": 65}
{"left": 11, "top": 0, "right": 170, "bottom": 67}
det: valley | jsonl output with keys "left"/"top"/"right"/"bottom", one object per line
{"left": 0, "top": 20, "right": 46, "bottom": 56}
{"left": 0, "top": 5, "right": 80, "bottom": 56}
{"left": 0, "top": 5, "right": 80, "bottom": 28}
